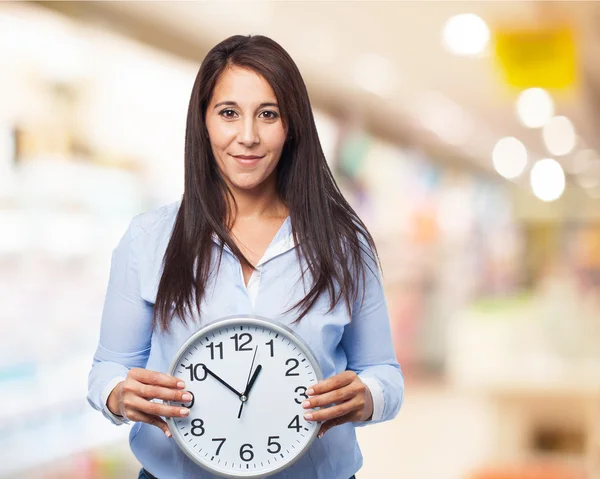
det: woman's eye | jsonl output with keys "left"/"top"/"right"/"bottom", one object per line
{"left": 220, "top": 109, "right": 237, "bottom": 119}
{"left": 260, "top": 111, "right": 279, "bottom": 120}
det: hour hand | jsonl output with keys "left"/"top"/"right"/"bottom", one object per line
{"left": 202, "top": 365, "right": 243, "bottom": 398}
{"left": 244, "top": 365, "right": 262, "bottom": 397}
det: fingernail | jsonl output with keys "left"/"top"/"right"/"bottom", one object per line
{"left": 302, "top": 400, "right": 311, "bottom": 408}
{"left": 177, "top": 381, "right": 185, "bottom": 388}
{"left": 182, "top": 393, "right": 192, "bottom": 401}
{"left": 180, "top": 408, "right": 190, "bottom": 416}
{"left": 165, "top": 430, "right": 172, "bottom": 438}
{"left": 307, "top": 388, "right": 315, "bottom": 396}
{"left": 318, "top": 432, "right": 324, "bottom": 439}
{"left": 304, "top": 413, "right": 313, "bottom": 421}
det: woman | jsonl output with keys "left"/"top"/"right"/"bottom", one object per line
{"left": 87, "top": 34, "right": 404, "bottom": 479}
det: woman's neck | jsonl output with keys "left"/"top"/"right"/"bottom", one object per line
{"left": 226, "top": 181, "right": 288, "bottom": 224}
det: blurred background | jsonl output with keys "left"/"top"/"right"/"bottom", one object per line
{"left": 1, "top": 1, "right": 600, "bottom": 478}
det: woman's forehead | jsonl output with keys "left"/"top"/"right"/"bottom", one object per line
{"left": 211, "top": 66, "right": 278, "bottom": 106}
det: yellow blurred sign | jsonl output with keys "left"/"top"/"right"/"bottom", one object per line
{"left": 494, "top": 26, "right": 576, "bottom": 89}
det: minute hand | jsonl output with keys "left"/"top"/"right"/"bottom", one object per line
{"left": 203, "top": 365, "right": 243, "bottom": 398}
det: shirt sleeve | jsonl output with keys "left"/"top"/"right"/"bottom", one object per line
{"left": 341, "top": 244, "right": 404, "bottom": 427}
{"left": 87, "top": 216, "right": 154, "bottom": 425}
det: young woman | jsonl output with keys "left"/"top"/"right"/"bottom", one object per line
{"left": 87, "top": 34, "right": 404, "bottom": 479}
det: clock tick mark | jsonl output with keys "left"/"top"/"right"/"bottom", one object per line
{"left": 301, "top": 359, "right": 306, "bottom": 362}
{"left": 280, "top": 453, "right": 284, "bottom": 458}
{"left": 275, "top": 334, "right": 278, "bottom": 338}
{"left": 184, "top": 433, "right": 189, "bottom": 436}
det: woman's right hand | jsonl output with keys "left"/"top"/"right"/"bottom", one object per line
{"left": 107, "top": 367, "right": 193, "bottom": 438}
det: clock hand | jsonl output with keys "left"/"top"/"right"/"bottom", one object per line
{"left": 238, "top": 346, "right": 259, "bottom": 419}
{"left": 245, "top": 346, "right": 258, "bottom": 386}
{"left": 244, "top": 364, "right": 262, "bottom": 397}
{"left": 202, "top": 365, "right": 243, "bottom": 398}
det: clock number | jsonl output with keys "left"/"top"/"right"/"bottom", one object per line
{"left": 185, "top": 363, "right": 207, "bottom": 382}
{"left": 212, "top": 438, "right": 226, "bottom": 455}
{"left": 230, "top": 333, "right": 253, "bottom": 351}
{"left": 191, "top": 418, "right": 205, "bottom": 437}
{"left": 285, "top": 358, "right": 300, "bottom": 376}
{"left": 240, "top": 443, "right": 254, "bottom": 462}
{"left": 288, "top": 415, "right": 301, "bottom": 432}
{"left": 267, "top": 436, "right": 281, "bottom": 454}
{"left": 207, "top": 342, "right": 224, "bottom": 360}
{"left": 181, "top": 391, "right": 195, "bottom": 409}
{"left": 266, "top": 339, "right": 275, "bottom": 357}
{"left": 294, "top": 386, "right": 308, "bottom": 404}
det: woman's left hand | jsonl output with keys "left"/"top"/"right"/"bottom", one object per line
{"left": 302, "top": 370, "right": 373, "bottom": 438}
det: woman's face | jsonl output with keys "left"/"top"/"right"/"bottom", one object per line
{"left": 205, "top": 66, "right": 287, "bottom": 193}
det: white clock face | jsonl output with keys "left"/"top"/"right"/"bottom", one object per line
{"left": 166, "top": 317, "right": 322, "bottom": 478}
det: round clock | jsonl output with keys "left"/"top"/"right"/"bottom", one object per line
{"left": 165, "top": 315, "right": 323, "bottom": 478}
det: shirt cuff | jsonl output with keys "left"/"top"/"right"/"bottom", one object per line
{"left": 101, "top": 376, "right": 130, "bottom": 425}
{"left": 359, "top": 375, "right": 384, "bottom": 422}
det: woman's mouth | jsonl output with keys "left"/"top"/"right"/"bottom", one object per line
{"left": 231, "top": 154, "right": 264, "bottom": 166}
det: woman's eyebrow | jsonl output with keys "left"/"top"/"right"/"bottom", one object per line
{"left": 213, "top": 101, "right": 280, "bottom": 110}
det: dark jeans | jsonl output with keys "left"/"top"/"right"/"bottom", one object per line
{"left": 139, "top": 469, "right": 356, "bottom": 479}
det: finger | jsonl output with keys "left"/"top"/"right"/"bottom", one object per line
{"left": 302, "top": 383, "right": 356, "bottom": 409}
{"left": 317, "top": 412, "right": 354, "bottom": 439}
{"left": 303, "top": 396, "right": 362, "bottom": 423}
{"left": 125, "top": 396, "right": 191, "bottom": 419}
{"left": 131, "top": 381, "right": 193, "bottom": 403}
{"left": 130, "top": 368, "right": 186, "bottom": 389}
{"left": 127, "top": 409, "right": 173, "bottom": 438}
{"left": 307, "top": 371, "right": 356, "bottom": 396}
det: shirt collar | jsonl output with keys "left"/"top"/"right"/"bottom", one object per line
{"left": 211, "top": 216, "right": 297, "bottom": 266}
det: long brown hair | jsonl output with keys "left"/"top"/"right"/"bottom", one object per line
{"left": 154, "top": 34, "right": 379, "bottom": 332}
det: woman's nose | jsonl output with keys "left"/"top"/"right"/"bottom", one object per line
{"left": 237, "top": 118, "right": 260, "bottom": 147}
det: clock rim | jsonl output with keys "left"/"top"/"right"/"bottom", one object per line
{"left": 165, "top": 314, "right": 324, "bottom": 479}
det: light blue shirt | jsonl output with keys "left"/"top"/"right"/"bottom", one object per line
{"left": 87, "top": 201, "right": 404, "bottom": 479}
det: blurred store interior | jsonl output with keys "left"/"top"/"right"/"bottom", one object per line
{"left": 1, "top": 1, "right": 600, "bottom": 478}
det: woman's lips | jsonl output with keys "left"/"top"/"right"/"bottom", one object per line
{"left": 231, "top": 154, "right": 264, "bottom": 166}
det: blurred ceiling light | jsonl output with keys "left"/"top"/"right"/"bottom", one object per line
{"left": 417, "top": 90, "right": 474, "bottom": 146}
{"left": 516, "top": 88, "right": 554, "bottom": 128}
{"left": 492, "top": 136, "right": 528, "bottom": 179}
{"left": 353, "top": 53, "right": 397, "bottom": 98}
{"left": 442, "top": 13, "right": 490, "bottom": 56}
{"left": 530, "top": 158, "right": 565, "bottom": 202}
{"left": 542, "top": 116, "right": 576, "bottom": 156}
